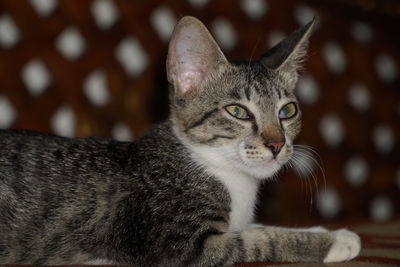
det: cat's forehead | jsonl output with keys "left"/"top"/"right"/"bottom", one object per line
{"left": 224, "top": 62, "right": 290, "bottom": 103}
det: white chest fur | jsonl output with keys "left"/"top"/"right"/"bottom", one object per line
{"left": 212, "top": 167, "right": 259, "bottom": 231}
{"left": 188, "top": 145, "right": 260, "bottom": 232}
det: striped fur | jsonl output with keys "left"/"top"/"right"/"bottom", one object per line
{"left": 0, "top": 16, "right": 360, "bottom": 266}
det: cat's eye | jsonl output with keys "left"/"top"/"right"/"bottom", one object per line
{"left": 225, "top": 105, "right": 251, "bottom": 120}
{"left": 279, "top": 102, "right": 297, "bottom": 120}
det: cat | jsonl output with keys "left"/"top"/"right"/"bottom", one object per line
{"left": 0, "top": 16, "right": 360, "bottom": 266}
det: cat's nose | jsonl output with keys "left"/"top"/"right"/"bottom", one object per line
{"left": 265, "top": 141, "right": 285, "bottom": 157}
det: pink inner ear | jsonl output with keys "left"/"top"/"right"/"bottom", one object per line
{"left": 167, "top": 17, "right": 227, "bottom": 96}
{"left": 174, "top": 33, "right": 205, "bottom": 94}
{"left": 177, "top": 69, "right": 202, "bottom": 95}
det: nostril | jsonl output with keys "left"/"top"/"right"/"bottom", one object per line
{"left": 265, "top": 141, "right": 285, "bottom": 157}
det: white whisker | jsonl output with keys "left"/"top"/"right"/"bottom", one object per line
{"left": 287, "top": 144, "right": 326, "bottom": 209}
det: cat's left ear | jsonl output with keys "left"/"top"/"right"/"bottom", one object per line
{"left": 167, "top": 16, "right": 228, "bottom": 96}
{"left": 260, "top": 18, "right": 315, "bottom": 89}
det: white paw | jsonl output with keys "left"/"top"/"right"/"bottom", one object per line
{"left": 324, "top": 229, "right": 361, "bottom": 263}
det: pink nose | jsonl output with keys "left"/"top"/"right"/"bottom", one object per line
{"left": 265, "top": 141, "right": 285, "bottom": 157}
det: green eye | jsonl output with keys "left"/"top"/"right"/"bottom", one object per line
{"left": 279, "top": 102, "right": 297, "bottom": 119}
{"left": 225, "top": 105, "right": 251, "bottom": 120}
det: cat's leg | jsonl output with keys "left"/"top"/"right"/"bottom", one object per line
{"left": 190, "top": 225, "right": 360, "bottom": 266}
{"left": 270, "top": 226, "right": 361, "bottom": 262}
{"left": 247, "top": 223, "right": 361, "bottom": 262}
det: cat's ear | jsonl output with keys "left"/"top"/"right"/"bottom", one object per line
{"left": 260, "top": 18, "right": 315, "bottom": 88}
{"left": 167, "top": 16, "right": 228, "bottom": 96}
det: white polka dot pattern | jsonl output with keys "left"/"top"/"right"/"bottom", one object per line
{"left": 112, "top": 122, "right": 134, "bottom": 141}
{"left": 91, "top": 0, "right": 119, "bottom": 30}
{"left": 294, "top": 5, "right": 315, "bottom": 26}
{"left": 317, "top": 187, "right": 341, "bottom": 219}
{"left": 21, "top": 58, "right": 52, "bottom": 96}
{"left": 350, "top": 22, "right": 373, "bottom": 43}
{"left": 267, "top": 31, "right": 285, "bottom": 48}
{"left": 320, "top": 114, "right": 345, "bottom": 147}
{"left": 150, "top": 7, "right": 176, "bottom": 43}
{"left": 51, "top": 105, "right": 76, "bottom": 137}
{"left": 29, "top": 0, "right": 58, "bottom": 17}
{"left": 83, "top": 69, "right": 110, "bottom": 107}
{"left": 348, "top": 82, "right": 371, "bottom": 112}
{"left": 323, "top": 42, "right": 347, "bottom": 74}
{"left": 241, "top": 0, "right": 268, "bottom": 20}
{"left": 115, "top": 37, "right": 149, "bottom": 77}
{"left": 211, "top": 18, "right": 237, "bottom": 51}
{"left": 375, "top": 53, "right": 398, "bottom": 84}
{"left": 370, "top": 196, "right": 393, "bottom": 222}
{"left": 344, "top": 155, "right": 368, "bottom": 187}
{"left": 0, "top": 94, "right": 17, "bottom": 128}
{"left": 373, "top": 124, "right": 395, "bottom": 154}
{"left": 296, "top": 74, "right": 319, "bottom": 105}
{"left": 0, "top": 14, "right": 20, "bottom": 49}
{"left": 56, "top": 27, "right": 86, "bottom": 60}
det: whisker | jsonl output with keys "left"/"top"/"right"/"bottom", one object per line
{"left": 291, "top": 155, "right": 313, "bottom": 205}
{"left": 294, "top": 144, "right": 326, "bottom": 192}
{"left": 288, "top": 144, "right": 326, "bottom": 210}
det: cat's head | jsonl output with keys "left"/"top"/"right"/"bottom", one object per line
{"left": 167, "top": 16, "right": 314, "bottom": 179}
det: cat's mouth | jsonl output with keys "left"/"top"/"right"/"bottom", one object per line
{"left": 239, "top": 147, "right": 287, "bottom": 165}
{"left": 234, "top": 143, "right": 293, "bottom": 178}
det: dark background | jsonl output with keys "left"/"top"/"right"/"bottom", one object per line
{"left": 0, "top": 0, "right": 398, "bottom": 225}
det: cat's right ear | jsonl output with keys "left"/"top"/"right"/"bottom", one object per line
{"left": 260, "top": 18, "right": 315, "bottom": 89}
{"left": 167, "top": 16, "right": 228, "bottom": 96}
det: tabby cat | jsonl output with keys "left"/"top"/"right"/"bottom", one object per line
{"left": 0, "top": 16, "right": 360, "bottom": 266}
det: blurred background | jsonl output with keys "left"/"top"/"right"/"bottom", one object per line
{"left": 0, "top": 0, "right": 398, "bottom": 225}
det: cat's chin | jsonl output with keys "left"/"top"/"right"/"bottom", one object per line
{"left": 238, "top": 159, "right": 283, "bottom": 179}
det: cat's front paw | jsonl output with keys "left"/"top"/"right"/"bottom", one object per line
{"left": 324, "top": 229, "right": 361, "bottom": 263}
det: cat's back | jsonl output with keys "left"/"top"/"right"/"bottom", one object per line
{"left": 0, "top": 128, "right": 72, "bottom": 174}
{"left": 0, "top": 123, "right": 195, "bottom": 188}
{"left": 0, "top": 128, "right": 94, "bottom": 152}
{"left": 0, "top": 128, "right": 134, "bottom": 184}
